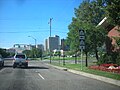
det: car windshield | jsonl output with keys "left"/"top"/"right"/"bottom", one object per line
{"left": 16, "top": 55, "right": 25, "bottom": 59}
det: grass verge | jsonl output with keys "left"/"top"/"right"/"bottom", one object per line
{"left": 51, "top": 62, "right": 120, "bottom": 80}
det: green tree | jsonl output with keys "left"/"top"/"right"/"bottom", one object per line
{"left": 105, "top": 0, "right": 120, "bottom": 26}
{"left": 67, "top": 1, "right": 106, "bottom": 63}
{"left": 22, "top": 50, "right": 31, "bottom": 58}
{"left": 36, "top": 49, "right": 43, "bottom": 59}
{"left": 0, "top": 48, "right": 10, "bottom": 58}
{"left": 22, "top": 48, "right": 43, "bottom": 59}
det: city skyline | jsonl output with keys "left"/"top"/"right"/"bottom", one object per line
{"left": 0, "top": 0, "right": 82, "bottom": 49}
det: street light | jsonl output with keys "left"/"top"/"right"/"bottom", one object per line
{"left": 28, "top": 36, "right": 37, "bottom": 48}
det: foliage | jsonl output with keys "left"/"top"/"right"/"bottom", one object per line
{"left": 116, "top": 53, "right": 120, "bottom": 66}
{"left": 66, "top": 0, "right": 107, "bottom": 61}
{"left": 54, "top": 51, "right": 61, "bottom": 56}
{"left": 99, "top": 52, "right": 120, "bottom": 65}
{"left": 22, "top": 48, "right": 43, "bottom": 58}
{"left": 0, "top": 48, "right": 10, "bottom": 58}
{"left": 105, "top": 0, "right": 120, "bottom": 26}
{"left": 22, "top": 50, "right": 31, "bottom": 58}
{"left": 114, "top": 36, "right": 120, "bottom": 46}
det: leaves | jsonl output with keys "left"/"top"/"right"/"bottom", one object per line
{"left": 105, "top": 0, "right": 120, "bottom": 25}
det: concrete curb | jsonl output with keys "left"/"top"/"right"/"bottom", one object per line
{"left": 46, "top": 64, "right": 120, "bottom": 87}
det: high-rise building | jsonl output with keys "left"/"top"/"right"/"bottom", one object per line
{"left": 45, "top": 35, "right": 60, "bottom": 51}
{"left": 44, "top": 39, "right": 48, "bottom": 51}
{"left": 61, "top": 39, "right": 69, "bottom": 51}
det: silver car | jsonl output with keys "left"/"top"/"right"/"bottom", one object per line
{"left": 13, "top": 53, "right": 28, "bottom": 68}
{"left": 0, "top": 54, "right": 4, "bottom": 67}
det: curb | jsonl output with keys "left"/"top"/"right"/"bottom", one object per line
{"left": 47, "top": 64, "right": 120, "bottom": 87}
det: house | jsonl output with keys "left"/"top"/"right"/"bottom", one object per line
{"left": 98, "top": 17, "right": 120, "bottom": 52}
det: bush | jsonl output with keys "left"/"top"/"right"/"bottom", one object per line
{"left": 98, "top": 52, "right": 119, "bottom": 65}
{"left": 98, "top": 53, "right": 112, "bottom": 65}
{"left": 116, "top": 53, "right": 120, "bottom": 65}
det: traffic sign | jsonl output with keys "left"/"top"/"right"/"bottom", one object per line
{"left": 80, "top": 40, "right": 85, "bottom": 46}
{"left": 79, "top": 30, "right": 85, "bottom": 36}
{"left": 79, "top": 29, "right": 85, "bottom": 50}
{"left": 80, "top": 46, "right": 85, "bottom": 50}
{"left": 79, "top": 29, "right": 85, "bottom": 70}
{"left": 79, "top": 36, "right": 85, "bottom": 40}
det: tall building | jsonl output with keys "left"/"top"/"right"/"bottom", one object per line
{"left": 44, "top": 39, "right": 48, "bottom": 51}
{"left": 61, "top": 39, "right": 69, "bottom": 51}
{"left": 45, "top": 35, "right": 60, "bottom": 51}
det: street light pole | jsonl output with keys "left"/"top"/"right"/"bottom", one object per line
{"left": 28, "top": 36, "right": 37, "bottom": 48}
{"left": 48, "top": 18, "right": 53, "bottom": 63}
{"left": 49, "top": 18, "right": 53, "bottom": 37}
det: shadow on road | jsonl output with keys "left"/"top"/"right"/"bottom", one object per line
{"left": 0, "top": 67, "right": 3, "bottom": 70}
{"left": 0, "top": 65, "right": 49, "bottom": 70}
{"left": 0, "top": 65, "right": 11, "bottom": 70}
{"left": 13, "top": 66, "right": 50, "bottom": 69}
{"left": 24, "top": 66, "right": 49, "bottom": 69}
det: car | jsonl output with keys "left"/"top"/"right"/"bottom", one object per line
{"left": 13, "top": 53, "right": 28, "bottom": 68}
{"left": 0, "top": 54, "right": 4, "bottom": 67}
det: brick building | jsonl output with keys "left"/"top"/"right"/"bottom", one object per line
{"left": 98, "top": 17, "right": 120, "bottom": 52}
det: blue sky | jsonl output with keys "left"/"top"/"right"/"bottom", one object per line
{"left": 0, "top": 0, "right": 82, "bottom": 49}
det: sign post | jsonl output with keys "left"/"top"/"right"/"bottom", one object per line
{"left": 79, "top": 29, "right": 85, "bottom": 70}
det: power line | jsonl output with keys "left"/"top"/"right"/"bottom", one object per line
{"left": 0, "top": 30, "right": 68, "bottom": 34}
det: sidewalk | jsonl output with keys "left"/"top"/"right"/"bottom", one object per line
{"left": 46, "top": 64, "right": 120, "bottom": 87}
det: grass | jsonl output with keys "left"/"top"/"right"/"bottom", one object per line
{"left": 51, "top": 56, "right": 96, "bottom": 61}
{"left": 51, "top": 62, "right": 120, "bottom": 80}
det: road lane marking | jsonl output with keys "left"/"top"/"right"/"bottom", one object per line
{"left": 0, "top": 68, "right": 5, "bottom": 73}
{"left": 38, "top": 73, "right": 45, "bottom": 80}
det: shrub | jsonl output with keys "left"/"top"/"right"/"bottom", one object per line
{"left": 98, "top": 52, "right": 119, "bottom": 65}
{"left": 116, "top": 53, "right": 120, "bottom": 66}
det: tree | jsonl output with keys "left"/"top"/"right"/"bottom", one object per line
{"left": 22, "top": 48, "right": 43, "bottom": 59}
{"left": 36, "top": 49, "right": 43, "bottom": 59}
{"left": 66, "top": 0, "right": 106, "bottom": 63}
{"left": 0, "top": 48, "right": 10, "bottom": 58}
{"left": 22, "top": 50, "right": 31, "bottom": 58}
{"left": 105, "top": 0, "right": 120, "bottom": 26}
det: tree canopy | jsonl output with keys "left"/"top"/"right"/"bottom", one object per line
{"left": 66, "top": 0, "right": 107, "bottom": 61}
{"left": 105, "top": 0, "right": 120, "bottom": 26}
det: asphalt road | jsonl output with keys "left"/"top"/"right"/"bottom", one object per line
{"left": 0, "top": 60, "right": 120, "bottom": 90}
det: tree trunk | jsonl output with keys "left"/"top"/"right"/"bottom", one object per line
{"left": 85, "top": 51, "right": 88, "bottom": 67}
{"left": 95, "top": 48, "right": 99, "bottom": 61}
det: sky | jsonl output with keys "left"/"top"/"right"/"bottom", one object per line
{"left": 0, "top": 0, "right": 82, "bottom": 49}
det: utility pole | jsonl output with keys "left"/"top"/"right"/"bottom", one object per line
{"left": 48, "top": 18, "right": 53, "bottom": 63}
{"left": 49, "top": 18, "right": 53, "bottom": 37}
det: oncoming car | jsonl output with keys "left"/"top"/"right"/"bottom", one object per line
{"left": 13, "top": 53, "right": 28, "bottom": 68}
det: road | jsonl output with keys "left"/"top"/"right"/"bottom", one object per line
{"left": 0, "top": 60, "right": 120, "bottom": 90}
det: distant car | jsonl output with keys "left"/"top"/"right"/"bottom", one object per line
{"left": 0, "top": 54, "right": 4, "bottom": 67}
{"left": 13, "top": 53, "right": 28, "bottom": 68}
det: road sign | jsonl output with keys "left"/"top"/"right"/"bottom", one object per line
{"left": 79, "top": 29, "right": 85, "bottom": 50}
{"left": 80, "top": 40, "right": 85, "bottom": 46}
{"left": 79, "top": 29, "right": 86, "bottom": 70}
{"left": 79, "top": 36, "right": 85, "bottom": 40}
{"left": 79, "top": 30, "right": 85, "bottom": 36}
{"left": 80, "top": 46, "right": 85, "bottom": 50}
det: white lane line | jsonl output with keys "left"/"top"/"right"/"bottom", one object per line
{"left": 38, "top": 73, "right": 45, "bottom": 80}
{"left": 0, "top": 68, "right": 5, "bottom": 73}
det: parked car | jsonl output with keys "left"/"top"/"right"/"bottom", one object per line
{"left": 13, "top": 53, "right": 28, "bottom": 68}
{"left": 0, "top": 54, "right": 4, "bottom": 67}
